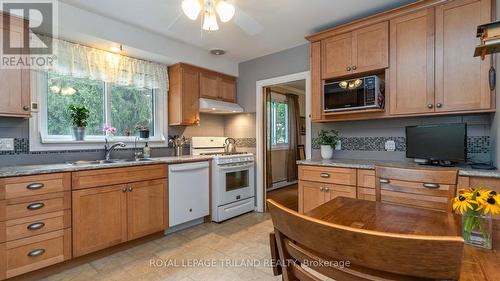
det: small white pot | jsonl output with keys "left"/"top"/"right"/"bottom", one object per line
{"left": 320, "top": 145, "right": 334, "bottom": 159}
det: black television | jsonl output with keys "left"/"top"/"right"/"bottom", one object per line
{"left": 406, "top": 123, "right": 467, "bottom": 164}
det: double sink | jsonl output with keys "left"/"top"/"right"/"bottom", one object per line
{"left": 69, "top": 158, "right": 153, "bottom": 165}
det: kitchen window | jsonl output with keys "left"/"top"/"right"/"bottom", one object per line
{"left": 271, "top": 100, "right": 289, "bottom": 149}
{"left": 30, "top": 71, "right": 166, "bottom": 149}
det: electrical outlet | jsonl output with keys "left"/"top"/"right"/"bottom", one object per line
{"left": 335, "top": 140, "right": 342, "bottom": 151}
{"left": 0, "top": 138, "right": 14, "bottom": 151}
{"left": 385, "top": 140, "right": 396, "bottom": 152}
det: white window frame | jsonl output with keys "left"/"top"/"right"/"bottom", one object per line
{"left": 270, "top": 99, "right": 289, "bottom": 151}
{"left": 29, "top": 71, "right": 168, "bottom": 151}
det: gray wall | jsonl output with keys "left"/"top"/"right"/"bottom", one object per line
{"left": 237, "top": 44, "right": 310, "bottom": 112}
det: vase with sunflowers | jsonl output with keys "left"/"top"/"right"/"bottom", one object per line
{"left": 453, "top": 188, "right": 500, "bottom": 249}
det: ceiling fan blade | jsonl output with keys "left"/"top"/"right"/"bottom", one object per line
{"left": 166, "top": 9, "right": 184, "bottom": 31}
{"left": 233, "top": 7, "right": 262, "bottom": 36}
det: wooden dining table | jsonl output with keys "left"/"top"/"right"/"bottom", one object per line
{"left": 271, "top": 197, "right": 500, "bottom": 281}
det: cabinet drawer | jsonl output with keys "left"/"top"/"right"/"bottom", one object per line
{"left": 299, "top": 166, "right": 356, "bottom": 185}
{"left": 5, "top": 210, "right": 70, "bottom": 242}
{"left": 357, "top": 187, "right": 376, "bottom": 201}
{"left": 6, "top": 192, "right": 70, "bottom": 220}
{"left": 0, "top": 173, "right": 70, "bottom": 200}
{"left": 4, "top": 229, "right": 71, "bottom": 279}
{"left": 72, "top": 164, "right": 167, "bottom": 190}
{"left": 357, "top": 169, "right": 375, "bottom": 188}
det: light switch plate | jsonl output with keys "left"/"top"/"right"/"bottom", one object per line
{"left": 0, "top": 138, "right": 14, "bottom": 151}
{"left": 335, "top": 140, "right": 342, "bottom": 151}
{"left": 385, "top": 140, "right": 396, "bottom": 152}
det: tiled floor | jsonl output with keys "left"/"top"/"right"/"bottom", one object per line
{"left": 40, "top": 212, "right": 281, "bottom": 281}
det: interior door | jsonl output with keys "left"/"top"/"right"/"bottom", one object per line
{"left": 321, "top": 33, "right": 352, "bottom": 79}
{"left": 435, "top": 0, "right": 492, "bottom": 112}
{"left": 389, "top": 9, "right": 435, "bottom": 115}
{"left": 72, "top": 185, "right": 127, "bottom": 257}
{"left": 299, "top": 181, "right": 326, "bottom": 214}
{"left": 351, "top": 21, "right": 389, "bottom": 74}
{"left": 127, "top": 179, "right": 166, "bottom": 240}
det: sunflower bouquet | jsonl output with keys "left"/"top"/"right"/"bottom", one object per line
{"left": 453, "top": 188, "right": 500, "bottom": 249}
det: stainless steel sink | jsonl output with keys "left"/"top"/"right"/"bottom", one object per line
{"left": 68, "top": 158, "right": 153, "bottom": 165}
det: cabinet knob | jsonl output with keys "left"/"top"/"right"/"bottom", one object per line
{"left": 122, "top": 187, "right": 127, "bottom": 192}
{"left": 128, "top": 186, "right": 133, "bottom": 192}
{"left": 352, "top": 65, "right": 357, "bottom": 70}
{"left": 346, "top": 66, "right": 351, "bottom": 71}
{"left": 324, "top": 187, "right": 330, "bottom": 192}
{"left": 436, "top": 103, "right": 442, "bottom": 108}
{"left": 427, "top": 104, "right": 433, "bottom": 109}
{"left": 23, "top": 105, "right": 30, "bottom": 111}
{"left": 319, "top": 187, "right": 325, "bottom": 192}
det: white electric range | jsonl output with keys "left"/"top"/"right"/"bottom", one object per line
{"left": 191, "top": 137, "right": 255, "bottom": 222}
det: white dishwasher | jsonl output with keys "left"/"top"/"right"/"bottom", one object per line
{"left": 168, "top": 161, "right": 210, "bottom": 228}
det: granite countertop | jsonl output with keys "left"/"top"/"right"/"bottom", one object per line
{"left": 0, "top": 155, "right": 213, "bottom": 178}
{"left": 297, "top": 158, "right": 500, "bottom": 179}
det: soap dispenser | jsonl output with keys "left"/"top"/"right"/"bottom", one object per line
{"left": 143, "top": 142, "right": 151, "bottom": 158}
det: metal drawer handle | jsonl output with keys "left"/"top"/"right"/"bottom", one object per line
{"left": 27, "top": 222, "right": 45, "bottom": 230}
{"left": 379, "top": 179, "right": 390, "bottom": 184}
{"left": 27, "top": 183, "right": 44, "bottom": 190}
{"left": 27, "top": 202, "right": 45, "bottom": 210}
{"left": 27, "top": 249, "right": 45, "bottom": 257}
{"left": 423, "top": 183, "right": 440, "bottom": 189}
{"left": 320, "top": 173, "right": 330, "bottom": 178}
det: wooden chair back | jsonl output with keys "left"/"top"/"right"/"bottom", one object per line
{"left": 267, "top": 199, "right": 464, "bottom": 281}
{"left": 375, "top": 165, "right": 458, "bottom": 212}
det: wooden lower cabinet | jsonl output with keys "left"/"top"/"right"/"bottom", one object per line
{"left": 299, "top": 180, "right": 356, "bottom": 213}
{"left": 127, "top": 179, "right": 167, "bottom": 240}
{"left": 72, "top": 184, "right": 128, "bottom": 257}
{"left": 72, "top": 179, "right": 167, "bottom": 257}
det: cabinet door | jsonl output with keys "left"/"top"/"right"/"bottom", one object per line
{"left": 325, "top": 185, "right": 356, "bottom": 202}
{"left": 0, "top": 15, "right": 30, "bottom": 117}
{"left": 310, "top": 41, "right": 323, "bottom": 121}
{"left": 181, "top": 67, "right": 200, "bottom": 125}
{"left": 127, "top": 179, "right": 166, "bottom": 240}
{"left": 351, "top": 21, "right": 389, "bottom": 74}
{"left": 219, "top": 77, "right": 236, "bottom": 102}
{"left": 321, "top": 33, "right": 352, "bottom": 79}
{"left": 200, "top": 71, "right": 220, "bottom": 100}
{"left": 299, "top": 181, "right": 327, "bottom": 214}
{"left": 389, "top": 9, "right": 435, "bottom": 115}
{"left": 435, "top": 0, "right": 492, "bottom": 112}
{"left": 72, "top": 185, "right": 127, "bottom": 257}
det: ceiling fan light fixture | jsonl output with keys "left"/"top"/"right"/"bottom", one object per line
{"left": 216, "top": 0, "right": 235, "bottom": 23}
{"left": 182, "top": 0, "right": 201, "bottom": 20}
{"left": 203, "top": 11, "right": 219, "bottom": 31}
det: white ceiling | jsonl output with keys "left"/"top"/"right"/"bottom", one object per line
{"left": 60, "top": 0, "right": 415, "bottom": 63}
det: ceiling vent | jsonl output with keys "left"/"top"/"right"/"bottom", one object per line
{"left": 210, "top": 49, "right": 226, "bottom": 55}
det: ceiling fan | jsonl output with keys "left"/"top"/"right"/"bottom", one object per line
{"left": 177, "top": 0, "right": 262, "bottom": 35}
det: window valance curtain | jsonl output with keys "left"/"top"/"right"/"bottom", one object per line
{"left": 37, "top": 35, "right": 168, "bottom": 91}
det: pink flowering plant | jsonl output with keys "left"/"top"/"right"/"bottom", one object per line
{"left": 102, "top": 124, "right": 117, "bottom": 136}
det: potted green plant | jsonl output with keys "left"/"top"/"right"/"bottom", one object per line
{"left": 68, "top": 104, "right": 90, "bottom": 141}
{"left": 136, "top": 120, "right": 150, "bottom": 139}
{"left": 317, "top": 129, "right": 339, "bottom": 159}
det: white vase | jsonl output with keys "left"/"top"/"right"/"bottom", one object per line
{"left": 320, "top": 145, "right": 333, "bottom": 159}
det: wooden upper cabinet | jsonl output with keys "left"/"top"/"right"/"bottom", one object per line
{"left": 200, "top": 71, "right": 219, "bottom": 100}
{"left": 351, "top": 21, "right": 389, "bottom": 75}
{"left": 219, "top": 77, "right": 236, "bottom": 102}
{"left": 168, "top": 63, "right": 200, "bottom": 126}
{"left": 0, "top": 14, "right": 30, "bottom": 118}
{"left": 321, "top": 22, "right": 388, "bottom": 79}
{"left": 389, "top": 9, "right": 435, "bottom": 115}
{"left": 435, "top": 0, "right": 492, "bottom": 112}
{"left": 127, "top": 179, "right": 166, "bottom": 240}
{"left": 321, "top": 33, "right": 352, "bottom": 79}
{"left": 310, "top": 41, "right": 323, "bottom": 121}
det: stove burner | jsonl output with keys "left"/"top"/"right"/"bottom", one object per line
{"left": 200, "top": 152, "right": 248, "bottom": 156}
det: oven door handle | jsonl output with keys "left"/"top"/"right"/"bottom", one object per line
{"left": 218, "top": 162, "right": 254, "bottom": 170}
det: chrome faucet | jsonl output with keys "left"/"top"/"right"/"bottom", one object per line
{"left": 104, "top": 139, "right": 126, "bottom": 160}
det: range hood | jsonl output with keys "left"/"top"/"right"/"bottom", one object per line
{"left": 199, "top": 98, "right": 244, "bottom": 114}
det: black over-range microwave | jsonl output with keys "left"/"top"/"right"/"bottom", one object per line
{"left": 323, "top": 75, "right": 384, "bottom": 112}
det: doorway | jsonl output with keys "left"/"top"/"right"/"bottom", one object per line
{"left": 255, "top": 71, "right": 311, "bottom": 212}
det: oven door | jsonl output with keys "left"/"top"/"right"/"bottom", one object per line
{"left": 323, "top": 79, "right": 366, "bottom": 112}
{"left": 217, "top": 162, "right": 255, "bottom": 206}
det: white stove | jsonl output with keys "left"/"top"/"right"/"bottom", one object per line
{"left": 191, "top": 137, "right": 255, "bottom": 222}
